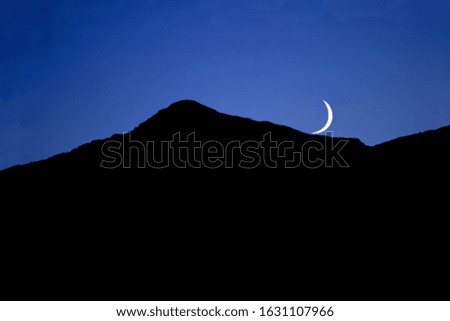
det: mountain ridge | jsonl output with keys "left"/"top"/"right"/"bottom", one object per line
{"left": 1, "top": 99, "right": 448, "bottom": 301}
{"left": 2, "top": 99, "right": 449, "bottom": 174}
{"left": 1, "top": 99, "right": 368, "bottom": 173}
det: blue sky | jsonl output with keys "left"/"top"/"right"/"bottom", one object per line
{"left": 1, "top": 0, "right": 449, "bottom": 169}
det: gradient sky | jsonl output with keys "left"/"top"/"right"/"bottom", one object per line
{"left": 1, "top": 0, "right": 449, "bottom": 169}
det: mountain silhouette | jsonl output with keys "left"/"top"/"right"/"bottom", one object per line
{"left": 1, "top": 100, "right": 366, "bottom": 174}
{"left": 1, "top": 100, "right": 448, "bottom": 301}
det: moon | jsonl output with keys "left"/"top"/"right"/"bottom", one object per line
{"left": 312, "top": 100, "right": 333, "bottom": 135}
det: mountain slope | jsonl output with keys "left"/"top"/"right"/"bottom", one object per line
{"left": 370, "top": 125, "right": 450, "bottom": 170}
{"left": 0, "top": 100, "right": 448, "bottom": 301}
{"left": 1, "top": 100, "right": 367, "bottom": 174}
{"left": 3, "top": 100, "right": 449, "bottom": 175}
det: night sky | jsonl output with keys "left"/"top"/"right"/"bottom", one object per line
{"left": 1, "top": 0, "right": 449, "bottom": 170}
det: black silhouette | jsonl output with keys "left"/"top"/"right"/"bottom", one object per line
{"left": 1, "top": 100, "right": 448, "bottom": 301}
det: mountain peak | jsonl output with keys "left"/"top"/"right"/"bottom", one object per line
{"left": 131, "top": 100, "right": 221, "bottom": 134}
{"left": 165, "top": 100, "right": 219, "bottom": 114}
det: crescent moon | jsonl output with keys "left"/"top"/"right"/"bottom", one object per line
{"left": 312, "top": 100, "right": 333, "bottom": 134}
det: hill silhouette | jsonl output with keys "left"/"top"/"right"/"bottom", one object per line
{"left": 1, "top": 100, "right": 367, "bottom": 174}
{"left": 1, "top": 100, "right": 448, "bottom": 301}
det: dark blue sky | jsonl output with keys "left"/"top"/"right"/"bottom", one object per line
{"left": 1, "top": 0, "right": 449, "bottom": 169}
